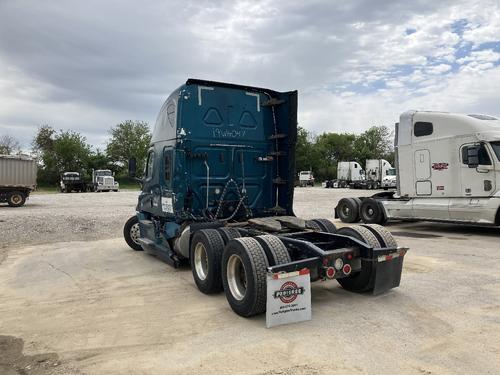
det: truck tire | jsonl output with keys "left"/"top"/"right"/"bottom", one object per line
{"left": 336, "top": 225, "right": 381, "bottom": 293}
{"left": 217, "top": 227, "right": 241, "bottom": 245}
{"left": 305, "top": 220, "right": 322, "bottom": 230}
{"left": 336, "top": 198, "right": 360, "bottom": 223}
{"left": 190, "top": 229, "right": 225, "bottom": 294}
{"left": 360, "top": 198, "right": 385, "bottom": 224}
{"left": 361, "top": 224, "right": 397, "bottom": 248}
{"left": 123, "top": 215, "right": 143, "bottom": 251}
{"left": 222, "top": 237, "right": 269, "bottom": 317}
{"left": 255, "top": 235, "right": 291, "bottom": 266}
{"left": 310, "top": 218, "right": 337, "bottom": 233}
{"left": 7, "top": 191, "right": 26, "bottom": 207}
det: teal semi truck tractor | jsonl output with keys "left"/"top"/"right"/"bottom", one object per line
{"left": 123, "top": 79, "right": 408, "bottom": 317}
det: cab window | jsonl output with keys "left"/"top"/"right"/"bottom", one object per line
{"left": 145, "top": 151, "right": 155, "bottom": 178}
{"left": 461, "top": 144, "right": 491, "bottom": 165}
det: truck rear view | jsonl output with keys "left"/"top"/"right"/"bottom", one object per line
{"left": 0, "top": 154, "right": 37, "bottom": 207}
{"left": 124, "top": 79, "right": 408, "bottom": 318}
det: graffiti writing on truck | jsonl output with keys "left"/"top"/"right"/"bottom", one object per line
{"left": 212, "top": 128, "right": 246, "bottom": 139}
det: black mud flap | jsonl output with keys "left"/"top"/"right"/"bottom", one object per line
{"left": 371, "top": 249, "right": 407, "bottom": 295}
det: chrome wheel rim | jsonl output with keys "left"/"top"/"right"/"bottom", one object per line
{"left": 227, "top": 254, "right": 247, "bottom": 301}
{"left": 130, "top": 223, "right": 141, "bottom": 245}
{"left": 194, "top": 243, "right": 209, "bottom": 281}
{"left": 342, "top": 205, "right": 350, "bottom": 216}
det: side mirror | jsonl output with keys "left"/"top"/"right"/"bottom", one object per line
{"left": 128, "top": 157, "right": 137, "bottom": 177}
{"left": 467, "top": 146, "right": 480, "bottom": 168}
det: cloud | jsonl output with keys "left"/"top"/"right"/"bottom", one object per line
{"left": 0, "top": 0, "right": 499, "bottom": 150}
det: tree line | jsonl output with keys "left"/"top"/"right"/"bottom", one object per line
{"left": 296, "top": 125, "right": 395, "bottom": 181}
{"left": 1, "top": 120, "right": 151, "bottom": 185}
{"left": 1, "top": 121, "right": 394, "bottom": 185}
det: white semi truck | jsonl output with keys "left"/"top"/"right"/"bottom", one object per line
{"left": 91, "top": 169, "right": 119, "bottom": 192}
{"left": 336, "top": 111, "right": 500, "bottom": 226}
{"left": 366, "top": 159, "right": 394, "bottom": 190}
{"left": 325, "top": 160, "right": 394, "bottom": 189}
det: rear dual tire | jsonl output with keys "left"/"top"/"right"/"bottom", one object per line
{"left": 222, "top": 235, "right": 291, "bottom": 317}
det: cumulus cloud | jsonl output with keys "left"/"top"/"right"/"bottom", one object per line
{"left": 0, "top": 0, "right": 499, "bottom": 148}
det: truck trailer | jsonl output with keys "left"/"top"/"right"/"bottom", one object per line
{"left": 336, "top": 111, "right": 500, "bottom": 226}
{"left": 0, "top": 154, "right": 37, "bottom": 207}
{"left": 123, "top": 79, "right": 408, "bottom": 318}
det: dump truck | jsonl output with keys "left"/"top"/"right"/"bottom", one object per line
{"left": 123, "top": 79, "right": 408, "bottom": 318}
{"left": 59, "top": 171, "right": 88, "bottom": 193}
{"left": 336, "top": 111, "right": 500, "bottom": 225}
{"left": 0, "top": 154, "right": 37, "bottom": 207}
{"left": 91, "top": 169, "right": 119, "bottom": 192}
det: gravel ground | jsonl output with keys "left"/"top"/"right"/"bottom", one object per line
{"left": 0, "top": 188, "right": 499, "bottom": 374}
{"left": 0, "top": 187, "right": 365, "bottom": 249}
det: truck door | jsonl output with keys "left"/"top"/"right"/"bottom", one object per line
{"left": 138, "top": 149, "right": 162, "bottom": 215}
{"left": 459, "top": 143, "right": 496, "bottom": 197}
{"left": 414, "top": 149, "right": 431, "bottom": 195}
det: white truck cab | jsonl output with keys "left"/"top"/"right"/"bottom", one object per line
{"left": 92, "top": 169, "right": 119, "bottom": 192}
{"left": 298, "top": 170, "right": 315, "bottom": 187}
{"left": 336, "top": 111, "right": 500, "bottom": 226}
{"left": 385, "top": 111, "right": 500, "bottom": 224}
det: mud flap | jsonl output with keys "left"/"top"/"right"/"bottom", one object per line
{"left": 371, "top": 249, "right": 407, "bottom": 295}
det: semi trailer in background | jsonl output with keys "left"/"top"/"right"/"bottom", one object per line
{"left": 336, "top": 111, "right": 500, "bottom": 226}
{"left": 123, "top": 79, "right": 408, "bottom": 318}
{"left": 0, "top": 154, "right": 37, "bottom": 207}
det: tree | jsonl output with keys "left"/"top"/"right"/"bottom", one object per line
{"left": 32, "top": 125, "right": 92, "bottom": 184}
{"left": 106, "top": 120, "right": 151, "bottom": 174}
{"left": 0, "top": 135, "right": 21, "bottom": 155}
{"left": 352, "top": 126, "right": 394, "bottom": 163}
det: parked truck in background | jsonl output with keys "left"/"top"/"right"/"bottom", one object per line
{"left": 122, "top": 79, "right": 408, "bottom": 318}
{"left": 298, "top": 170, "right": 315, "bottom": 187}
{"left": 0, "top": 154, "right": 37, "bottom": 207}
{"left": 59, "top": 171, "right": 88, "bottom": 193}
{"left": 336, "top": 111, "right": 500, "bottom": 226}
{"left": 381, "top": 167, "right": 397, "bottom": 190}
{"left": 365, "top": 159, "right": 394, "bottom": 190}
{"left": 324, "top": 160, "right": 394, "bottom": 190}
{"left": 91, "top": 169, "right": 119, "bottom": 192}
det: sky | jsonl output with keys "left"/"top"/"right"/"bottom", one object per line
{"left": 1, "top": 0, "right": 500, "bottom": 150}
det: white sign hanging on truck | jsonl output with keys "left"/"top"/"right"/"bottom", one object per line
{"left": 266, "top": 269, "right": 311, "bottom": 328}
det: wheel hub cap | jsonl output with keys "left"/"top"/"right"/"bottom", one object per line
{"left": 227, "top": 254, "right": 247, "bottom": 301}
{"left": 194, "top": 243, "right": 209, "bottom": 281}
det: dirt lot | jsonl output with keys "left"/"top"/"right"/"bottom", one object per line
{"left": 0, "top": 188, "right": 499, "bottom": 374}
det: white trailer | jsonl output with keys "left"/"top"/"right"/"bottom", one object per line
{"left": 336, "top": 111, "right": 500, "bottom": 225}
{"left": 0, "top": 154, "right": 37, "bottom": 207}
